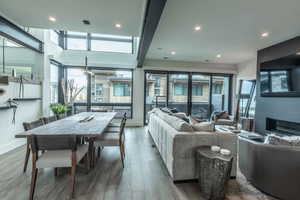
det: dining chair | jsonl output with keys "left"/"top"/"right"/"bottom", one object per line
{"left": 41, "top": 115, "right": 57, "bottom": 124}
{"left": 29, "top": 135, "right": 89, "bottom": 200}
{"left": 22, "top": 119, "right": 45, "bottom": 173}
{"left": 107, "top": 112, "right": 127, "bottom": 130}
{"left": 94, "top": 114, "right": 127, "bottom": 167}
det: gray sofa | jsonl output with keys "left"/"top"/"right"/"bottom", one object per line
{"left": 147, "top": 109, "right": 237, "bottom": 181}
{"left": 239, "top": 136, "right": 300, "bottom": 200}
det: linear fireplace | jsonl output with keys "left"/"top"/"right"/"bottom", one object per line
{"left": 266, "top": 118, "right": 300, "bottom": 136}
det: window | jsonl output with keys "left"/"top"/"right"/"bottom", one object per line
{"left": 66, "top": 31, "right": 87, "bottom": 50}
{"left": 67, "top": 68, "right": 87, "bottom": 103}
{"left": 192, "top": 84, "right": 203, "bottom": 96}
{"left": 95, "top": 84, "right": 103, "bottom": 96}
{"left": 90, "top": 33, "right": 133, "bottom": 53}
{"left": 213, "top": 84, "right": 223, "bottom": 94}
{"left": 50, "top": 30, "right": 59, "bottom": 45}
{"left": 154, "top": 88, "right": 160, "bottom": 95}
{"left": 113, "top": 83, "right": 130, "bottom": 96}
{"left": 154, "top": 77, "right": 161, "bottom": 87}
{"left": 89, "top": 69, "right": 133, "bottom": 118}
{"left": 50, "top": 63, "right": 59, "bottom": 103}
{"left": 174, "top": 83, "right": 188, "bottom": 96}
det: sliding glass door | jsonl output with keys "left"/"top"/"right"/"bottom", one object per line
{"left": 168, "top": 73, "right": 189, "bottom": 113}
{"left": 145, "top": 72, "right": 168, "bottom": 123}
{"left": 211, "top": 76, "right": 230, "bottom": 114}
{"left": 144, "top": 71, "right": 232, "bottom": 124}
{"left": 191, "top": 74, "right": 211, "bottom": 119}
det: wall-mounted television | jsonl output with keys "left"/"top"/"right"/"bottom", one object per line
{"left": 260, "top": 54, "right": 300, "bottom": 97}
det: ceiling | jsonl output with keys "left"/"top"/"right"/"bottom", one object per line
{"left": 147, "top": 0, "right": 300, "bottom": 64}
{"left": 0, "top": 0, "right": 146, "bottom": 37}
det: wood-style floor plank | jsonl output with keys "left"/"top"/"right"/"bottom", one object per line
{"left": 0, "top": 127, "right": 277, "bottom": 200}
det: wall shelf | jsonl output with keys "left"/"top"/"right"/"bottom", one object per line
{"left": 13, "top": 98, "right": 42, "bottom": 101}
{"left": 0, "top": 76, "right": 41, "bottom": 85}
{"left": 0, "top": 105, "right": 17, "bottom": 110}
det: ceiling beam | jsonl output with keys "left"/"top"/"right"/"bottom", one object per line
{"left": 137, "top": 0, "right": 167, "bottom": 68}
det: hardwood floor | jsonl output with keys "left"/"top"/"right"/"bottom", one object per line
{"left": 0, "top": 127, "right": 277, "bottom": 200}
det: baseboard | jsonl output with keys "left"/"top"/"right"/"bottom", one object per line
{"left": 0, "top": 139, "right": 25, "bottom": 155}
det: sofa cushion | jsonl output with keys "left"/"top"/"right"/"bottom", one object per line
{"left": 155, "top": 109, "right": 193, "bottom": 132}
{"left": 191, "top": 121, "right": 214, "bottom": 132}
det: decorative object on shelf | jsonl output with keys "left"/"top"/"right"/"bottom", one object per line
{"left": 0, "top": 88, "right": 5, "bottom": 96}
{"left": 196, "top": 147, "right": 233, "bottom": 200}
{"left": 6, "top": 98, "right": 18, "bottom": 124}
{"left": 50, "top": 104, "right": 67, "bottom": 119}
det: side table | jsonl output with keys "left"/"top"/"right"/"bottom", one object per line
{"left": 196, "top": 146, "right": 233, "bottom": 200}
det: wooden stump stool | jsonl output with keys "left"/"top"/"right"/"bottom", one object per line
{"left": 196, "top": 147, "right": 233, "bottom": 200}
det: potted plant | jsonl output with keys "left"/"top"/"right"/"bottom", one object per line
{"left": 50, "top": 104, "right": 68, "bottom": 119}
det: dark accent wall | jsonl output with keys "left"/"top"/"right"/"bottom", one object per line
{"left": 256, "top": 36, "right": 300, "bottom": 135}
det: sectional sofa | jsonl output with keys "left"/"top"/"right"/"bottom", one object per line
{"left": 147, "top": 108, "right": 237, "bottom": 181}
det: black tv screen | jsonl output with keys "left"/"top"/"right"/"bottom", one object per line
{"left": 260, "top": 54, "right": 300, "bottom": 97}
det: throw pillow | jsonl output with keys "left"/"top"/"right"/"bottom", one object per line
{"left": 172, "top": 112, "right": 189, "bottom": 123}
{"left": 192, "top": 121, "right": 214, "bottom": 132}
{"left": 265, "top": 134, "right": 300, "bottom": 146}
{"left": 188, "top": 116, "right": 203, "bottom": 125}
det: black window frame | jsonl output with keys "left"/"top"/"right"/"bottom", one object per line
{"left": 144, "top": 70, "right": 233, "bottom": 125}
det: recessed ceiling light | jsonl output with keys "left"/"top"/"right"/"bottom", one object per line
{"left": 171, "top": 51, "right": 176, "bottom": 55}
{"left": 194, "top": 25, "right": 201, "bottom": 31}
{"left": 261, "top": 32, "right": 269, "bottom": 37}
{"left": 115, "top": 23, "right": 122, "bottom": 29}
{"left": 216, "top": 54, "right": 222, "bottom": 58}
{"left": 82, "top": 20, "right": 90, "bottom": 25}
{"left": 48, "top": 16, "right": 56, "bottom": 22}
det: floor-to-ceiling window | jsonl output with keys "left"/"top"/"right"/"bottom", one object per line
{"left": 168, "top": 73, "right": 189, "bottom": 113}
{"left": 144, "top": 71, "right": 232, "bottom": 124}
{"left": 145, "top": 72, "right": 168, "bottom": 123}
{"left": 191, "top": 74, "right": 211, "bottom": 119}
{"left": 50, "top": 62, "right": 59, "bottom": 104}
{"left": 64, "top": 67, "right": 133, "bottom": 118}
{"left": 90, "top": 69, "right": 133, "bottom": 118}
{"left": 211, "top": 76, "right": 231, "bottom": 115}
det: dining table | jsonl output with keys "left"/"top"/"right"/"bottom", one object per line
{"left": 15, "top": 112, "right": 117, "bottom": 167}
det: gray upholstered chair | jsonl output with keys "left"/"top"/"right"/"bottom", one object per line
{"left": 29, "top": 135, "right": 89, "bottom": 200}
{"left": 94, "top": 115, "right": 127, "bottom": 167}
{"left": 41, "top": 115, "right": 57, "bottom": 124}
{"left": 22, "top": 119, "right": 45, "bottom": 173}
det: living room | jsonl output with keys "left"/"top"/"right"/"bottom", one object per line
{"left": 0, "top": 0, "right": 299, "bottom": 200}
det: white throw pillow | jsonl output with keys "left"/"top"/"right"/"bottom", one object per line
{"left": 192, "top": 122, "right": 214, "bottom": 132}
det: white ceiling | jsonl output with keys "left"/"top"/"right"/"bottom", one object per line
{"left": 147, "top": 0, "right": 300, "bottom": 64}
{"left": 0, "top": 0, "right": 146, "bottom": 37}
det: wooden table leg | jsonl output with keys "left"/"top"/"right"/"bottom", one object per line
{"left": 88, "top": 139, "right": 95, "bottom": 168}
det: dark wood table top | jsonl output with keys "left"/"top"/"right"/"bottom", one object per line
{"left": 15, "top": 112, "right": 117, "bottom": 138}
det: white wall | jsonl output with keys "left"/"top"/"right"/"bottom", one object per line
{"left": 237, "top": 57, "right": 257, "bottom": 80}
{"left": 0, "top": 24, "right": 45, "bottom": 155}
{"left": 0, "top": 83, "right": 42, "bottom": 154}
